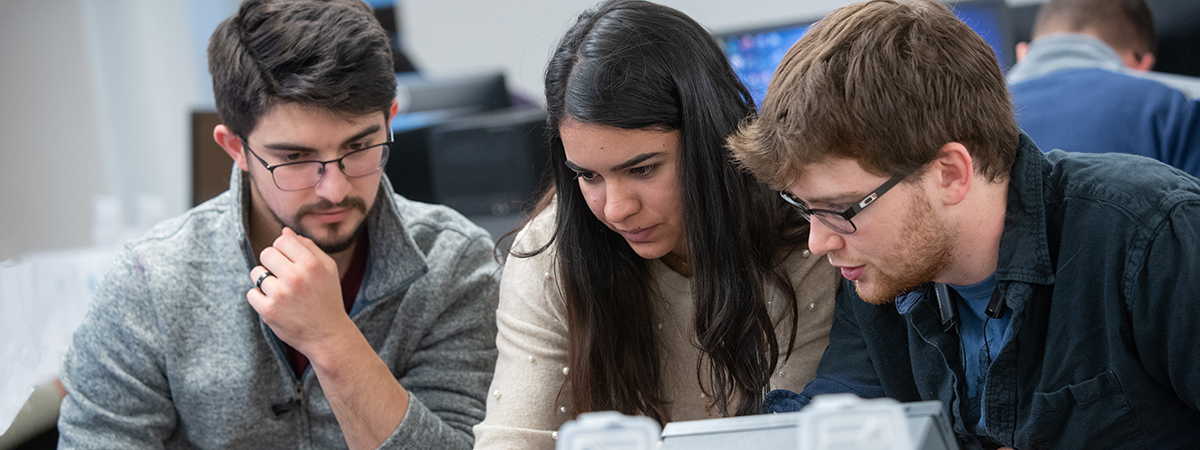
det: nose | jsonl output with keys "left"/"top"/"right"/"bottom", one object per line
{"left": 312, "top": 162, "right": 353, "bottom": 204}
{"left": 807, "top": 218, "right": 845, "bottom": 256}
{"left": 603, "top": 181, "right": 639, "bottom": 224}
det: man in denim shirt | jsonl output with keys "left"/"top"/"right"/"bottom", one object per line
{"left": 729, "top": 0, "right": 1200, "bottom": 448}
{"left": 1007, "top": 0, "right": 1200, "bottom": 177}
{"left": 57, "top": 1, "right": 498, "bottom": 448}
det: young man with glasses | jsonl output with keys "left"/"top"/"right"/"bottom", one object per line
{"left": 729, "top": 0, "right": 1200, "bottom": 448}
{"left": 57, "top": 1, "right": 498, "bottom": 449}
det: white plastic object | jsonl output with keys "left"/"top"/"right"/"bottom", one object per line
{"left": 797, "top": 394, "right": 914, "bottom": 450}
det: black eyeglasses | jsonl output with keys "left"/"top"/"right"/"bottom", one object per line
{"left": 779, "top": 175, "right": 905, "bottom": 234}
{"left": 242, "top": 139, "right": 392, "bottom": 191}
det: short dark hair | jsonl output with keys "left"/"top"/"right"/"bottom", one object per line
{"left": 207, "top": 0, "right": 396, "bottom": 138}
{"left": 729, "top": 0, "right": 1018, "bottom": 188}
{"left": 525, "top": 0, "right": 809, "bottom": 424}
{"left": 1033, "top": 0, "right": 1156, "bottom": 56}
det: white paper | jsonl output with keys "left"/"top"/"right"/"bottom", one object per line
{"left": 0, "top": 247, "right": 116, "bottom": 435}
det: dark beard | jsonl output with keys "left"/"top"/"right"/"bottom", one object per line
{"left": 270, "top": 196, "right": 370, "bottom": 254}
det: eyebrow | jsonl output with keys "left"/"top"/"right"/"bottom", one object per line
{"left": 261, "top": 123, "right": 383, "bottom": 153}
{"left": 564, "top": 152, "right": 665, "bottom": 173}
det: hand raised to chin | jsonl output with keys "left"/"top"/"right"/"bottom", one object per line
{"left": 248, "top": 227, "right": 356, "bottom": 357}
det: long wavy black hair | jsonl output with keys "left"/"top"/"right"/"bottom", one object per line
{"left": 512, "top": 0, "right": 809, "bottom": 424}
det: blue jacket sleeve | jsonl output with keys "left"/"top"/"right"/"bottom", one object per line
{"left": 1127, "top": 198, "right": 1200, "bottom": 410}
{"left": 764, "top": 281, "right": 888, "bottom": 413}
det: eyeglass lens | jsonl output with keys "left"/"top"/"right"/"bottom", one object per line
{"left": 779, "top": 190, "right": 857, "bottom": 234}
{"left": 272, "top": 145, "right": 389, "bottom": 191}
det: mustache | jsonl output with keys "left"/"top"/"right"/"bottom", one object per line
{"left": 297, "top": 197, "right": 368, "bottom": 216}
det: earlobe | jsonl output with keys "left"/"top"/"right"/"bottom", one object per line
{"left": 934, "top": 143, "right": 972, "bottom": 206}
{"left": 214, "top": 124, "right": 250, "bottom": 172}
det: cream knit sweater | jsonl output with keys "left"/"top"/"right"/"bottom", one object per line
{"left": 473, "top": 210, "right": 839, "bottom": 449}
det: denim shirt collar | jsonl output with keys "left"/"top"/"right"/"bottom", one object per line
{"left": 1005, "top": 34, "right": 1125, "bottom": 85}
{"left": 895, "top": 286, "right": 927, "bottom": 315}
{"left": 225, "top": 166, "right": 429, "bottom": 310}
{"left": 991, "top": 135, "right": 1056, "bottom": 318}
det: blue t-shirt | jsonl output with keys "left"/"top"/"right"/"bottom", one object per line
{"left": 950, "top": 272, "right": 1011, "bottom": 436}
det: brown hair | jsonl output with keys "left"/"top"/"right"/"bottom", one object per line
{"left": 728, "top": 0, "right": 1018, "bottom": 189}
{"left": 207, "top": 0, "right": 396, "bottom": 138}
{"left": 1033, "top": 0, "right": 1156, "bottom": 57}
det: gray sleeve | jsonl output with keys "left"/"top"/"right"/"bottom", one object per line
{"left": 379, "top": 232, "right": 500, "bottom": 450}
{"left": 57, "top": 249, "right": 176, "bottom": 449}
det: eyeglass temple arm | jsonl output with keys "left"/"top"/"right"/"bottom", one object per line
{"left": 849, "top": 175, "right": 905, "bottom": 214}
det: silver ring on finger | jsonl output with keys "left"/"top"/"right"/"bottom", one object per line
{"left": 256, "top": 270, "right": 274, "bottom": 294}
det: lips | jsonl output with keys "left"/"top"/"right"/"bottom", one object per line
{"left": 308, "top": 208, "right": 352, "bottom": 224}
{"left": 618, "top": 225, "right": 657, "bottom": 242}
{"left": 838, "top": 265, "right": 865, "bottom": 281}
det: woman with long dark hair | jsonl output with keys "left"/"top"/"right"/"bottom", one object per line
{"left": 473, "top": 1, "right": 837, "bottom": 447}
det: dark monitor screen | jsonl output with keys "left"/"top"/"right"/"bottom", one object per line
{"left": 717, "top": 0, "right": 1012, "bottom": 108}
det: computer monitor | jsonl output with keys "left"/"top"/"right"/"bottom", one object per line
{"left": 953, "top": 0, "right": 1014, "bottom": 71}
{"left": 716, "top": 0, "right": 1013, "bottom": 108}
{"left": 717, "top": 20, "right": 814, "bottom": 109}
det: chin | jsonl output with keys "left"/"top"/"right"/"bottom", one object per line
{"left": 854, "top": 276, "right": 927, "bottom": 306}
{"left": 297, "top": 219, "right": 363, "bottom": 254}
{"left": 626, "top": 242, "right": 670, "bottom": 261}
{"left": 853, "top": 282, "right": 896, "bottom": 305}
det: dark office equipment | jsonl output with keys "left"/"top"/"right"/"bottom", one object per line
{"left": 384, "top": 71, "right": 520, "bottom": 204}
{"left": 715, "top": 0, "right": 1014, "bottom": 108}
{"left": 383, "top": 105, "right": 550, "bottom": 240}
{"left": 427, "top": 107, "right": 549, "bottom": 218}
{"left": 1150, "top": 0, "right": 1200, "bottom": 78}
{"left": 395, "top": 71, "right": 510, "bottom": 116}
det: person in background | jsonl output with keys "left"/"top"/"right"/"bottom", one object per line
{"left": 472, "top": 1, "right": 838, "bottom": 448}
{"left": 57, "top": 1, "right": 498, "bottom": 448}
{"left": 1007, "top": 0, "right": 1200, "bottom": 178}
{"left": 728, "top": 0, "right": 1200, "bottom": 448}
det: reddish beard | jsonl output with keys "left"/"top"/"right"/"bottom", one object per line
{"left": 853, "top": 189, "right": 955, "bottom": 305}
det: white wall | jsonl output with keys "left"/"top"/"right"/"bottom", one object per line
{"left": 0, "top": 0, "right": 202, "bottom": 262}
{"left": 0, "top": 0, "right": 110, "bottom": 261}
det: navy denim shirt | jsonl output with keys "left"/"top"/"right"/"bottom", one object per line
{"left": 766, "top": 135, "right": 1200, "bottom": 449}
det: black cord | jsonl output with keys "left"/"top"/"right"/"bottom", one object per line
{"left": 981, "top": 315, "right": 993, "bottom": 365}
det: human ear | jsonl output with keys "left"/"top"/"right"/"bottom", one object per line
{"left": 1132, "top": 52, "right": 1155, "bottom": 72}
{"left": 214, "top": 124, "right": 249, "bottom": 172}
{"left": 1015, "top": 42, "right": 1029, "bottom": 62}
{"left": 930, "top": 142, "right": 972, "bottom": 206}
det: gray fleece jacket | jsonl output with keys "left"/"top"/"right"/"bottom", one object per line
{"left": 57, "top": 168, "right": 499, "bottom": 449}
